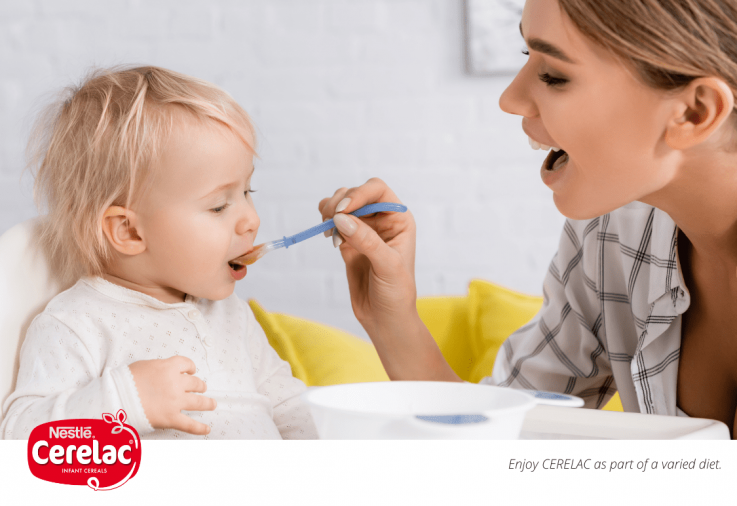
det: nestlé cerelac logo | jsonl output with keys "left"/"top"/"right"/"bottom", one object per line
{"left": 27, "top": 409, "right": 141, "bottom": 490}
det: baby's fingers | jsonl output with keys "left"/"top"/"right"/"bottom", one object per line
{"left": 182, "top": 374, "right": 207, "bottom": 394}
{"left": 183, "top": 392, "right": 217, "bottom": 412}
{"left": 171, "top": 413, "right": 211, "bottom": 436}
{"left": 164, "top": 355, "right": 197, "bottom": 375}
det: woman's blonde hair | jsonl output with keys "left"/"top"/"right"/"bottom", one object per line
{"left": 29, "top": 65, "right": 256, "bottom": 283}
{"left": 559, "top": 0, "right": 737, "bottom": 109}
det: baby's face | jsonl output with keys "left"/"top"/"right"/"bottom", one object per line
{"left": 135, "top": 118, "right": 259, "bottom": 301}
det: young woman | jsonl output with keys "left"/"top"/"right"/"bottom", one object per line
{"left": 319, "top": 0, "right": 737, "bottom": 438}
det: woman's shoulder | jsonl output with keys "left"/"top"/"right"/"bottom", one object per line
{"left": 554, "top": 202, "right": 678, "bottom": 309}
{"left": 551, "top": 202, "right": 676, "bottom": 289}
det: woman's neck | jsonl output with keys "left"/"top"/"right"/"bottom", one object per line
{"left": 642, "top": 146, "right": 737, "bottom": 273}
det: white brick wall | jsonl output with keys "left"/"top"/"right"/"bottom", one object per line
{"left": 0, "top": 0, "right": 566, "bottom": 339}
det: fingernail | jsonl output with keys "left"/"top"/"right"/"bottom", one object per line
{"left": 323, "top": 218, "right": 331, "bottom": 238}
{"left": 332, "top": 213, "right": 357, "bottom": 237}
{"left": 332, "top": 228, "right": 343, "bottom": 247}
{"left": 335, "top": 197, "right": 351, "bottom": 213}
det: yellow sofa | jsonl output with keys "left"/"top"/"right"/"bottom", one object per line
{"left": 249, "top": 279, "right": 623, "bottom": 412}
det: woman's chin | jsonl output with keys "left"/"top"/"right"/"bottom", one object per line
{"left": 552, "top": 193, "right": 621, "bottom": 221}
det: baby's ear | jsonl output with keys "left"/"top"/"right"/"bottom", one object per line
{"left": 102, "top": 206, "right": 146, "bottom": 256}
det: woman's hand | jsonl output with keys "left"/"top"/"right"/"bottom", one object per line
{"left": 319, "top": 178, "right": 461, "bottom": 382}
{"left": 319, "top": 178, "right": 417, "bottom": 331}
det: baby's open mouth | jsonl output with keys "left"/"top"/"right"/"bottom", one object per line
{"left": 228, "top": 254, "right": 249, "bottom": 281}
{"left": 228, "top": 261, "right": 245, "bottom": 272}
{"left": 228, "top": 250, "right": 252, "bottom": 271}
{"left": 544, "top": 148, "right": 568, "bottom": 171}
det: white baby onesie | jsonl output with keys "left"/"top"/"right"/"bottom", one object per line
{"left": 1, "top": 277, "right": 318, "bottom": 440}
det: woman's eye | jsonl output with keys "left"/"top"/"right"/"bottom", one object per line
{"left": 520, "top": 50, "right": 567, "bottom": 87}
{"left": 538, "top": 72, "right": 568, "bottom": 87}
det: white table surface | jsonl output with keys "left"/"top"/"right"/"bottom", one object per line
{"left": 520, "top": 405, "right": 731, "bottom": 440}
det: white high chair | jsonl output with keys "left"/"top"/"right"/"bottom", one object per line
{"left": 0, "top": 218, "right": 73, "bottom": 417}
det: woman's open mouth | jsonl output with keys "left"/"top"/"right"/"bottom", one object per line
{"left": 544, "top": 148, "right": 568, "bottom": 172}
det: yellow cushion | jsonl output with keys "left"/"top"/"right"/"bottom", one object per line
{"left": 458, "top": 279, "right": 621, "bottom": 410}
{"left": 249, "top": 279, "right": 623, "bottom": 411}
{"left": 248, "top": 300, "right": 389, "bottom": 386}
{"left": 415, "top": 295, "right": 474, "bottom": 380}
{"left": 466, "top": 279, "right": 543, "bottom": 383}
{"left": 602, "top": 393, "right": 623, "bottom": 411}
{"left": 417, "top": 280, "right": 544, "bottom": 383}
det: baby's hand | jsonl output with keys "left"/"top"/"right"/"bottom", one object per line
{"left": 128, "top": 356, "right": 216, "bottom": 435}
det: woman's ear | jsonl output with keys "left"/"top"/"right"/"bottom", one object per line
{"left": 102, "top": 206, "right": 146, "bottom": 256}
{"left": 665, "top": 77, "right": 735, "bottom": 150}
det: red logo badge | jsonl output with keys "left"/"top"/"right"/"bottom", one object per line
{"left": 27, "top": 410, "right": 141, "bottom": 490}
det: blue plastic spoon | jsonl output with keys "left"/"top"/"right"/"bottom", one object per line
{"left": 230, "top": 203, "right": 408, "bottom": 266}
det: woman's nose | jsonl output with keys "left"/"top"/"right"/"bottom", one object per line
{"left": 499, "top": 65, "right": 538, "bottom": 118}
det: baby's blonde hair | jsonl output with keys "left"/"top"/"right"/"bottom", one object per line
{"left": 29, "top": 65, "right": 256, "bottom": 282}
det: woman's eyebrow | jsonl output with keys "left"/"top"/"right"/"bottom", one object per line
{"left": 519, "top": 23, "right": 577, "bottom": 64}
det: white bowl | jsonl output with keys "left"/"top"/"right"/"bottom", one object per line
{"left": 301, "top": 381, "right": 539, "bottom": 440}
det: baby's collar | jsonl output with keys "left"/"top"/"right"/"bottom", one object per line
{"left": 83, "top": 276, "right": 198, "bottom": 309}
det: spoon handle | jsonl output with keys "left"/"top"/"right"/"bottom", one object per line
{"left": 281, "top": 203, "right": 407, "bottom": 249}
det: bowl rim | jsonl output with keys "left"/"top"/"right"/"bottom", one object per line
{"left": 301, "top": 381, "right": 538, "bottom": 419}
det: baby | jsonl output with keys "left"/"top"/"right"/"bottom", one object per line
{"left": 1, "top": 66, "right": 318, "bottom": 440}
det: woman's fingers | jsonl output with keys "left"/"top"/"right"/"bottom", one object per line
{"left": 319, "top": 178, "right": 401, "bottom": 220}
{"left": 332, "top": 227, "right": 343, "bottom": 246}
{"left": 319, "top": 187, "right": 348, "bottom": 219}
{"left": 321, "top": 178, "right": 407, "bottom": 242}
{"left": 336, "top": 178, "right": 401, "bottom": 213}
{"left": 320, "top": 188, "right": 349, "bottom": 237}
{"left": 332, "top": 214, "right": 402, "bottom": 278}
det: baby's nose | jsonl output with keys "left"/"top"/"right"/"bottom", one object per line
{"left": 236, "top": 210, "right": 259, "bottom": 235}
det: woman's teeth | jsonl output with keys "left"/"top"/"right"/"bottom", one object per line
{"left": 528, "top": 136, "right": 560, "bottom": 152}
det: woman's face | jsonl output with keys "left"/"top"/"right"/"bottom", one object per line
{"left": 499, "top": 0, "right": 682, "bottom": 219}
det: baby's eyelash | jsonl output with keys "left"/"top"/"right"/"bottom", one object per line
{"left": 522, "top": 49, "right": 529, "bottom": 56}
{"left": 538, "top": 72, "right": 568, "bottom": 87}
{"left": 212, "top": 189, "right": 257, "bottom": 213}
